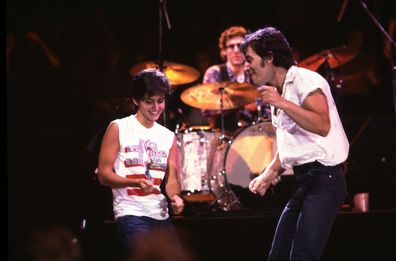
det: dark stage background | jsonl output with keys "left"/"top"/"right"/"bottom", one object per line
{"left": 7, "top": 0, "right": 396, "bottom": 260}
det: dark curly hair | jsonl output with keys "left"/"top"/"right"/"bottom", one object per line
{"left": 240, "top": 26, "right": 296, "bottom": 69}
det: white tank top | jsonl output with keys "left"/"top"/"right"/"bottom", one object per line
{"left": 111, "top": 114, "right": 175, "bottom": 220}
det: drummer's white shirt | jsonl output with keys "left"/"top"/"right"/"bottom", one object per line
{"left": 271, "top": 66, "right": 349, "bottom": 169}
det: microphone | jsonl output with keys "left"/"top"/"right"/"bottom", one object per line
{"left": 337, "top": 0, "right": 349, "bottom": 22}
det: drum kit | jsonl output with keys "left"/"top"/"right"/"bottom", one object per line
{"left": 177, "top": 89, "right": 276, "bottom": 211}
{"left": 129, "top": 48, "right": 355, "bottom": 212}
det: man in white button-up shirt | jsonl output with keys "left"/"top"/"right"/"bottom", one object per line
{"left": 241, "top": 26, "right": 349, "bottom": 260}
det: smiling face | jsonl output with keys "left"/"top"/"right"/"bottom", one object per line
{"left": 134, "top": 94, "right": 166, "bottom": 128}
{"left": 244, "top": 46, "right": 274, "bottom": 86}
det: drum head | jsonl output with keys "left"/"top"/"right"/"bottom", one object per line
{"left": 225, "top": 122, "right": 276, "bottom": 188}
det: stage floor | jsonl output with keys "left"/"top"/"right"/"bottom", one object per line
{"left": 82, "top": 208, "right": 396, "bottom": 260}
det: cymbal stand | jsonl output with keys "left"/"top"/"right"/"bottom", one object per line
{"left": 255, "top": 97, "right": 264, "bottom": 122}
{"left": 213, "top": 86, "right": 244, "bottom": 211}
{"left": 218, "top": 86, "right": 230, "bottom": 142}
{"left": 323, "top": 56, "right": 343, "bottom": 105}
{"left": 219, "top": 86, "right": 226, "bottom": 139}
{"left": 158, "top": 0, "right": 171, "bottom": 127}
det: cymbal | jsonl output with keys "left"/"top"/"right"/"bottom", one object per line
{"left": 129, "top": 60, "right": 200, "bottom": 86}
{"left": 180, "top": 82, "right": 258, "bottom": 110}
{"left": 298, "top": 46, "right": 357, "bottom": 71}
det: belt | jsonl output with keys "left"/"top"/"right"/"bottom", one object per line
{"left": 293, "top": 161, "right": 325, "bottom": 175}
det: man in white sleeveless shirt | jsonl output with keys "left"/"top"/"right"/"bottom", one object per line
{"left": 242, "top": 27, "right": 349, "bottom": 260}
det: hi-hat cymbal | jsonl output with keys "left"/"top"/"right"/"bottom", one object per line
{"left": 298, "top": 46, "right": 357, "bottom": 71}
{"left": 180, "top": 82, "right": 258, "bottom": 110}
{"left": 129, "top": 60, "right": 200, "bottom": 86}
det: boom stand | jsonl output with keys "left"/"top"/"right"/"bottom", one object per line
{"left": 359, "top": 0, "right": 396, "bottom": 120}
{"left": 158, "top": 0, "right": 172, "bottom": 127}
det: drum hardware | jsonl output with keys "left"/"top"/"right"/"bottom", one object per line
{"left": 211, "top": 168, "right": 245, "bottom": 211}
{"left": 219, "top": 86, "right": 226, "bottom": 141}
{"left": 174, "top": 107, "right": 191, "bottom": 135}
{"left": 254, "top": 98, "right": 272, "bottom": 123}
{"left": 255, "top": 97, "right": 265, "bottom": 122}
{"left": 213, "top": 85, "right": 243, "bottom": 211}
{"left": 178, "top": 81, "right": 266, "bottom": 212}
{"left": 217, "top": 86, "right": 232, "bottom": 143}
{"left": 206, "top": 137, "right": 245, "bottom": 212}
{"left": 197, "top": 130, "right": 208, "bottom": 145}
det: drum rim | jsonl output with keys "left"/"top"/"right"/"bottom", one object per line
{"left": 177, "top": 125, "right": 219, "bottom": 133}
{"left": 230, "top": 120, "right": 273, "bottom": 140}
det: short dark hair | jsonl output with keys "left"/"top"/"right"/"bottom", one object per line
{"left": 241, "top": 26, "right": 295, "bottom": 69}
{"left": 130, "top": 68, "right": 171, "bottom": 100}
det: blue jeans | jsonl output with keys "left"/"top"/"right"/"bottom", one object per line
{"left": 268, "top": 164, "right": 346, "bottom": 260}
{"left": 116, "top": 215, "right": 176, "bottom": 252}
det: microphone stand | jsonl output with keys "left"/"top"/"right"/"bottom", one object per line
{"left": 359, "top": 1, "right": 396, "bottom": 50}
{"left": 359, "top": 0, "right": 396, "bottom": 120}
{"left": 158, "top": 0, "right": 172, "bottom": 127}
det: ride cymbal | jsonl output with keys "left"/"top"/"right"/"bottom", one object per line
{"left": 180, "top": 82, "right": 258, "bottom": 110}
{"left": 129, "top": 60, "right": 200, "bottom": 86}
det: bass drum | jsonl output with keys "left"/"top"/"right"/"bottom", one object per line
{"left": 224, "top": 121, "right": 277, "bottom": 188}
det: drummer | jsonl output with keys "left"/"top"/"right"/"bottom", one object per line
{"left": 201, "top": 26, "right": 257, "bottom": 135}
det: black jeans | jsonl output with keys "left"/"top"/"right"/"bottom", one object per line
{"left": 268, "top": 163, "right": 346, "bottom": 260}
